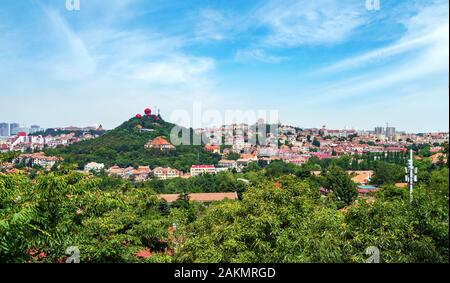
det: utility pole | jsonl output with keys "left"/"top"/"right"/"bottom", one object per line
{"left": 405, "top": 149, "right": 418, "bottom": 203}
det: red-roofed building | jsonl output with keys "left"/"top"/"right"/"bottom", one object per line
{"left": 204, "top": 144, "right": 221, "bottom": 154}
{"left": 145, "top": 136, "right": 175, "bottom": 151}
{"left": 311, "top": 152, "right": 333, "bottom": 160}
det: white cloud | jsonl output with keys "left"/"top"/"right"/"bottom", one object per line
{"left": 235, "top": 49, "right": 285, "bottom": 64}
{"left": 194, "top": 9, "right": 230, "bottom": 41}
{"left": 320, "top": 1, "right": 449, "bottom": 73}
{"left": 132, "top": 56, "right": 215, "bottom": 84}
{"left": 41, "top": 7, "right": 96, "bottom": 80}
{"left": 255, "top": 0, "right": 367, "bottom": 47}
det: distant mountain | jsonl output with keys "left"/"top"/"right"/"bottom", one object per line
{"left": 47, "top": 115, "right": 221, "bottom": 172}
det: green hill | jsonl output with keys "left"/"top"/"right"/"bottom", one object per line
{"left": 47, "top": 115, "right": 221, "bottom": 172}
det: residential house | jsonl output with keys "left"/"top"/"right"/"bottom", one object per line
{"left": 145, "top": 136, "right": 175, "bottom": 151}
{"left": 84, "top": 162, "right": 105, "bottom": 173}
{"left": 204, "top": 144, "right": 221, "bottom": 154}
{"left": 13, "top": 152, "right": 63, "bottom": 169}
{"left": 153, "top": 167, "right": 181, "bottom": 180}
{"left": 190, "top": 165, "right": 216, "bottom": 176}
{"left": 218, "top": 159, "right": 238, "bottom": 170}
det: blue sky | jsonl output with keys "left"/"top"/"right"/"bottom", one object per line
{"left": 0, "top": 0, "right": 448, "bottom": 132}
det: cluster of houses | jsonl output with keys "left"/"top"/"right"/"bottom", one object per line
{"left": 76, "top": 130, "right": 448, "bottom": 183}
{"left": 0, "top": 130, "right": 100, "bottom": 153}
{"left": 11, "top": 152, "right": 63, "bottom": 170}
{"left": 195, "top": 123, "right": 448, "bottom": 164}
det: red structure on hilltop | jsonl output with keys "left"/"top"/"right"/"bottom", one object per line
{"left": 135, "top": 107, "right": 154, "bottom": 119}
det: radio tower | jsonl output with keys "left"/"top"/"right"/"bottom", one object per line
{"left": 405, "top": 149, "right": 418, "bottom": 203}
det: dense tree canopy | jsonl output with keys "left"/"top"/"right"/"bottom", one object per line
{"left": 175, "top": 169, "right": 448, "bottom": 263}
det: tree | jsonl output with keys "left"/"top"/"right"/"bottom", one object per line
{"left": 312, "top": 138, "right": 321, "bottom": 148}
{"left": 265, "top": 160, "right": 297, "bottom": 178}
{"left": 323, "top": 166, "right": 358, "bottom": 207}
{"left": 174, "top": 176, "right": 345, "bottom": 263}
{"left": 242, "top": 162, "right": 261, "bottom": 173}
{"left": 371, "top": 161, "right": 404, "bottom": 186}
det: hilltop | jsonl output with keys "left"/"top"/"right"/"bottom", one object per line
{"left": 47, "top": 114, "right": 221, "bottom": 172}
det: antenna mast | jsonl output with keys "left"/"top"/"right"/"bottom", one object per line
{"left": 405, "top": 149, "right": 418, "bottom": 203}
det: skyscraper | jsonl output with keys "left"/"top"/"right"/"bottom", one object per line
{"left": 386, "top": 127, "right": 396, "bottom": 137}
{"left": 0, "top": 123, "right": 9, "bottom": 137}
{"left": 374, "top": 127, "right": 384, "bottom": 136}
{"left": 10, "top": 123, "right": 20, "bottom": 135}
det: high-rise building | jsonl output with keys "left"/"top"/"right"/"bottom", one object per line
{"left": 374, "top": 127, "right": 384, "bottom": 136}
{"left": 0, "top": 123, "right": 9, "bottom": 137}
{"left": 10, "top": 123, "right": 20, "bottom": 135}
{"left": 386, "top": 127, "right": 396, "bottom": 137}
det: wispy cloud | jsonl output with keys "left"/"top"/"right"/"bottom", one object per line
{"left": 255, "top": 0, "right": 367, "bottom": 47}
{"left": 319, "top": 1, "right": 449, "bottom": 73}
{"left": 41, "top": 6, "right": 96, "bottom": 80}
{"left": 131, "top": 56, "right": 215, "bottom": 84}
{"left": 194, "top": 9, "right": 231, "bottom": 41}
{"left": 235, "top": 49, "right": 285, "bottom": 64}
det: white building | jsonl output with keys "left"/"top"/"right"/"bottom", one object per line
{"left": 153, "top": 167, "right": 181, "bottom": 180}
{"left": 190, "top": 165, "right": 217, "bottom": 176}
{"left": 84, "top": 162, "right": 105, "bottom": 172}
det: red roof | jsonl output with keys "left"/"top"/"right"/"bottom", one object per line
{"left": 17, "top": 132, "right": 27, "bottom": 137}
{"left": 205, "top": 145, "right": 220, "bottom": 151}
{"left": 148, "top": 136, "right": 171, "bottom": 146}
{"left": 311, "top": 152, "right": 333, "bottom": 159}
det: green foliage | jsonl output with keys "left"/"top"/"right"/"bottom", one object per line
{"left": 0, "top": 171, "right": 178, "bottom": 263}
{"left": 371, "top": 161, "right": 404, "bottom": 186}
{"left": 242, "top": 162, "right": 261, "bottom": 173}
{"left": 144, "top": 172, "right": 247, "bottom": 195}
{"left": 0, "top": 151, "right": 20, "bottom": 163}
{"left": 323, "top": 166, "right": 358, "bottom": 207}
{"left": 312, "top": 138, "right": 321, "bottom": 147}
{"left": 175, "top": 171, "right": 449, "bottom": 263}
{"left": 264, "top": 160, "right": 299, "bottom": 178}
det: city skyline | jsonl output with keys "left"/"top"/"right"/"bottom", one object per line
{"left": 0, "top": 119, "right": 444, "bottom": 135}
{"left": 0, "top": 0, "right": 449, "bottom": 132}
